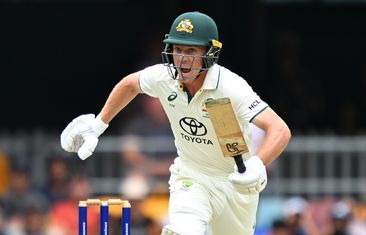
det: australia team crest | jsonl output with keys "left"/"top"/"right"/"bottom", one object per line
{"left": 176, "top": 19, "right": 194, "bottom": 33}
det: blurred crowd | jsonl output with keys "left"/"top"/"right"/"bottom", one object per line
{"left": 257, "top": 196, "right": 366, "bottom": 235}
{"left": 0, "top": 155, "right": 168, "bottom": 235}
{"left": 1, "top": 152, "right": 366, "bottom": 235}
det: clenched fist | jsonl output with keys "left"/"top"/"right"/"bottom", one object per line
{"left": 60, "top": 114, "right": 108, "bottom": 160}
{"left": 229, "top": 156, "right": 267, "bottom": 195}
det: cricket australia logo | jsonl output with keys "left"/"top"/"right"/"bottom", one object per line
{"left": 179, "top": 117, "right": 213, "bottom": 145}
{"left": 180, "top": 180, "right": 193, "bottom": 192}
{"left": 176, "top": 19, "right": 194, "bottom": 33}
{"left": 183, "top": 180, "right": 193, "bottom": 188}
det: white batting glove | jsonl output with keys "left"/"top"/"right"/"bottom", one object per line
{"left": 229, "top": 156, "right": 267, "bottom": 195}
{"left": 60, "top": 114, "right": 108, "bottom": 160}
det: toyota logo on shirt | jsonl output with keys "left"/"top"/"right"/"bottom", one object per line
{"left": 179, "top": 117, "right": 207, "bottom": 136}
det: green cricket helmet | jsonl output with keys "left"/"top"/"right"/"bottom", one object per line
{"left": 162, "top": 11, "right": 223, "bottom": 80}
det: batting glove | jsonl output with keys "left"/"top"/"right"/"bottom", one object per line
{"left": 229, "top": 155, "right": 267, "bottom": 195}
{"left": 60, "top": 114, "right": 108, "bottom": 160}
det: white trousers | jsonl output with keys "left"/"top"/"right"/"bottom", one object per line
{"left": 165, "top": 158, "right": 259, "bottom": 235}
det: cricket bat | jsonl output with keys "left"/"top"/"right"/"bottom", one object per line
{"left": 205, "top": 98, "right": 248, "bottom": 173}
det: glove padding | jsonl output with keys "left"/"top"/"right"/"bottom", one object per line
{"left": 229, "top": 155, "right": 267, "bottom": 195}
{"left": 60, "top": 114, "right": 108, "bottom": 160}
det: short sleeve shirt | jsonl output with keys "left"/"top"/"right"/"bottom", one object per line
{"left": 139, "top": 64, "right": 268, "bottom": 175}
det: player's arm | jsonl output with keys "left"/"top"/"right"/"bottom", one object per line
{"left": 60, "top": 71, "right": 142, "bottom": 160}
{"left": 98, "top": 71, "right": 141, "bottom": 123}
{"left": 251, "top": 108, "right": 291, "bottom": 166}
{"left": 229, "top": 107, "right": 291, "bottom": 195}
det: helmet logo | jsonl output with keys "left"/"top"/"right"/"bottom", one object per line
{"left": 176, "top": 19, "right": 194, "bottom": 33}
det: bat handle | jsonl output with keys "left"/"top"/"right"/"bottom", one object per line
{"left": 234, "top": 155, "right": 246, "bottom": 173}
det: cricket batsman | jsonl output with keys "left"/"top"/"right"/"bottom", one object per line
{"left": 61, "top": 11, "right": 291, "bottom": 235}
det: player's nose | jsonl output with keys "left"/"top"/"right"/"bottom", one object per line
{"left": 181, "top": 55, "right": 195, "bottom": 64}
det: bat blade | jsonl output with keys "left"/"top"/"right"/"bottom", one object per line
{"left": 205, "top": 98, "right": 248, "bottom": 173}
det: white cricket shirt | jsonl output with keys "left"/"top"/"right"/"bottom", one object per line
{"left": 139, "top": 64, "right": 268, "bottom": 176}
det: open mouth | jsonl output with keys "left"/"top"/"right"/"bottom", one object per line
{"left": 181, "top": 68, "right": 192, "bottom": 73}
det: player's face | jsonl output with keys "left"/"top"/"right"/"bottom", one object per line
{"left": 172, "top": 45, "right": 206, "bottom": 81}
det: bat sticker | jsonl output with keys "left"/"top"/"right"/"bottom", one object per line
{"left": 226, "top": 143, "right": 244, "bottom": 155}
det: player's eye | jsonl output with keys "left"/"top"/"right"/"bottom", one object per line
{"left": 174, "top": 47, "right": 182, "bottom": 54}
{"left": 187, "top": 48, "right": 197, "bottom": 54}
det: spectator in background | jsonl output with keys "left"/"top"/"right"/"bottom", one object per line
{"left": 269, "top": 220, "right": 291, "bottom": 235}
{"left": 45, "top": 175, "right": 99, "bottom": 235}
{"left": 328, "top": 201, "right": 352, "bottom": 235}
{"left": 43, "top": 158, "right": 70, "bottom": 203}
{"left": 0, "top": 205, "right": 4, "bottom": 235}
{"left": 0, "top": 165, "right": 49, "bottom": 234}
{"left": 0, "top": 153, "right": 10, "bottom": 197}
{"left": 348, "top": 199, "right": 366, "bottom": 235}
{"left": 24, "top": 207, "right": 45, "bottom": 235}
{"left": 282, "top": 197, "right": 308, "bottom": 235}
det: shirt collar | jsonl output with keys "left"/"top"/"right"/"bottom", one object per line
{"left": 201, "top": 64, "right": 220, "bottom": 90}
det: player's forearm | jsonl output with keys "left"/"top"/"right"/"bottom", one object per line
{"left": 98, "top": 72, "right": 140, "bottom": 124}
{"left": 255, "top": 119, "right": 291, "bottom": 166}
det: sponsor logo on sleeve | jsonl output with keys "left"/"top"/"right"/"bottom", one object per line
{"left": 248, "top": 100, "right": 261, "bottom": 110}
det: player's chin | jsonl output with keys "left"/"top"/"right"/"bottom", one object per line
{"left": 178, "top": 70, "right": 199, "bottom": 82}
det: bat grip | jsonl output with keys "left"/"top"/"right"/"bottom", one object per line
{"left": 234, "top": 155, "right": 246, "bottom": 173}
